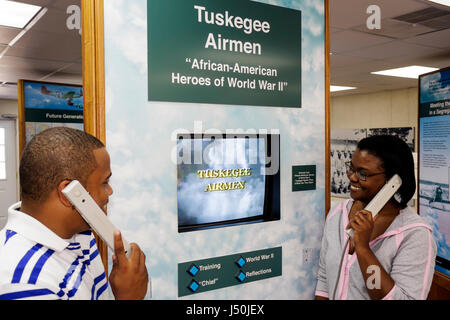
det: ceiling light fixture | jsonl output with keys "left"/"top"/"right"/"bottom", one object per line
{"left": 0, "top": 0, "right": 42, "bottom": 28}
{"left": 8, "top": 7, "right": 48, "bottom": 47}
{"left": 428, "top": 0, "right": 450, "bottom": 7}
{"left": 330, "top": 85, "right": 357, "bottom": 92}
{"left": 0, "top": 5, "right": 48, "bottom": 60}
{"left": 371, "top": 66, "right": 439, "bottom": 79}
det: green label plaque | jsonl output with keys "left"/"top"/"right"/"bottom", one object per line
{"left": 292, "top": 165, "right": 316, "bottom": 192}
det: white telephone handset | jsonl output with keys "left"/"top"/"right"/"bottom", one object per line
{"left": 346, "top": 174, "right": 402, "bottom": 238}
{"left": 62, "top": 180, "right": 131, "bottom": 257}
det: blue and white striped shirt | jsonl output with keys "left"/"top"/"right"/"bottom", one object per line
{"left": 0, "top": 202, "right": 109, "bottom": 300}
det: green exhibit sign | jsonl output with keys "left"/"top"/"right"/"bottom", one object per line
{"left": 292, "top": 165, "right": 316, "bottom": 192}
{"left": 148, "top": 0, "right": 302, "bottom": 107}
{"left": 178, "top": 247, "right": 282, "bottom": 296}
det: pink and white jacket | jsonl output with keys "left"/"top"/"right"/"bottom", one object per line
{"left": 315, "top": 199, "right": 437, "bottom": 300}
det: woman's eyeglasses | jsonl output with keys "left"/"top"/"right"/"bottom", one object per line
{"left": 345, "top": 161, "right": 385, "bottom": 181}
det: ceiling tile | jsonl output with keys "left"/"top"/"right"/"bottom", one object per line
{"left": 330, "top": 0, "right": 372, "bottom": 29}
{"left": 41, "top": 72, "right": 81, "bottom": 85}
{"left": 58, "top": 62, "right": 82, "bottom": 74}
{"left": 330, "top": 54, "right": 376, "bottom": 68}
{"left": 50, "top": 0, "right": 81, "bottom": 11}
{"left": 6, "top": 28, "right": 81, "bottom": 62}
{"left": 386, "top": 53, "right": 450, "bottom": 70}
{"left": 351, "top": 18, "right": 436, "bottom": 39}
{"left": 30, "top": 6, "right": 74, "bottom": 35}
{"left": 0, "top": 56, "right": 69, "bottom": 74}
{"left": 15, "top": 0, "right": 55, "bottom": 7}
{"left": 330, "top": 30, "right": 394, "bottom": 54}
{"left": 403, "top": 28, "right": 450, "bottom": 49}
{"left": 342, "top": 39, "right": 444, "bottom": 60}
{"left": 330, "top": 27, "right": 345, "bottom": 34}
{"left": 0, "top": 67, "right": 48, "bottom": 83}
{"left": 0, "top": 26, "right": 21, "bottom": 45}
{"left": 330, "top": 0, "right": 429, "bottom": 29}
{"left": 418, "top": 14, "right": 450, "bottom": 30}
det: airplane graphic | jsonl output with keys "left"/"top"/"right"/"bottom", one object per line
{"left": 40, "top": 85, "right": 83, "bottom": 108}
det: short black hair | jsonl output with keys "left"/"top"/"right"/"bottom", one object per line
{"left": 20, "top": 127, "right": 105, "bottom": 203}
{"left": 357, "top": 134, "right": 415, "bottom": 208}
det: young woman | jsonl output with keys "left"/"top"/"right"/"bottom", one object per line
{"left": 315, "top": 135, "right": 436, "bottom": 300}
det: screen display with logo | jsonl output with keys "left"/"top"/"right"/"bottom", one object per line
{"left": 176, "top": 133, "right": 280, "bottom": 232}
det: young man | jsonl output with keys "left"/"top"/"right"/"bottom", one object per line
{"left": 0, "top": 127, "right": 148, "bottom": 300}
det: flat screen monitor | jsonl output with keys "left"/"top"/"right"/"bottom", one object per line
{"left": 177, "top": 133, "right": 280, "bottom": 232}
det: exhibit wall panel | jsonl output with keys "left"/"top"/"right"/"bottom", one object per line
{"left": 103, "top": 0, "right": 326, "bottom": 299}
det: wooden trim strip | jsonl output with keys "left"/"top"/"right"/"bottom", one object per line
{"left": 81, "top": 0, "right": 108, "bottom": 273}
{"left": 17, "top": 80, "right": 25, "bottom": 159}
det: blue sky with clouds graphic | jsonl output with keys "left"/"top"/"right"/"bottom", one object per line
{"left": 420, "top": 68, "right": 450, "bottom": 104}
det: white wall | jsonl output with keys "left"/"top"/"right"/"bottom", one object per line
{"left": 331, "top": 87, "right": 418, "bottom": 148}
{"left": 0, "top": 99, "right": 20, "bottom": 206}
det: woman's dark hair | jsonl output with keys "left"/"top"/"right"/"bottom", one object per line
{"left": 357, "top": 134, "right": 415, "bottom": 208}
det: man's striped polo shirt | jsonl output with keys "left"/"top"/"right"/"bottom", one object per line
{"left": 0, "top": 202, "right": 109, "bottom": 300}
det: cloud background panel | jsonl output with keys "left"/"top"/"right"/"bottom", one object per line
{"left": 104, "top": 0, "right": 326, "bottom": 299}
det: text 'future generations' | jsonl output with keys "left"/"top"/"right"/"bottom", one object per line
{"left": 194, "top": 5, "right": 271, "bottom": 55}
